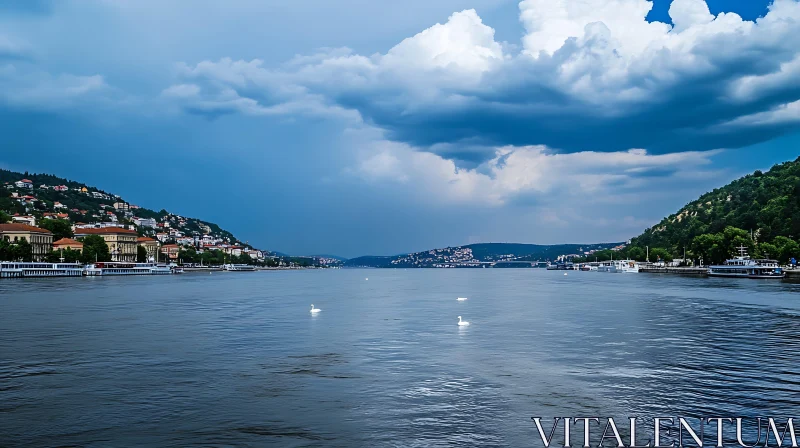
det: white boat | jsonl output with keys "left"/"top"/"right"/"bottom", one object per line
{"left": 84, "top": 262, "right": 173, "bottom": 276}
{"left": 223, "top": 264, "right": 256, "bottom": 272}
{"left": 708, "top": 246, "right": 785, "bottom": 279}
{"left": 597, "top": 260, "right": 640, "bottom": 273}
{"left": 0, "top": 262, "right": 84, "bottom": 278}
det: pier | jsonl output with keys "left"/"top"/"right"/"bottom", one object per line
{"left": 639, "top": 267, "right": 708, "bottom": 276}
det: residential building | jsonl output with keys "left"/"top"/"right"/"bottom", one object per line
{"left": 0, "top": 223, "right": 54, "bottom": 261}
{"left": 137, "top": 237, "right": 159, "bottom": 261}
{"left": 177, "top": 236, "right": 195, "bottom": 246}
{"left": 134, "top": 217, "right": 157, "bottom": 228}
{"left": 11, "top": 215, "right": 37, "bottom": 226}
{"left": 160, "top": 244, "right": 180, "bottom": 261}
{"left": 53, "top": 185, "right": 68, "bottom": 192}
{"left": 113, "top": 202, "right": 130, "bottom": 211}
{"left": 53, "top": 238, "right": 84, "bottom": 252}
{"left": 74, "top": 227, "right": 138, "bottom": 262}
{"left": 15, "top": 179, "right": 33, "bottom": 189}
{"left": 54, "top": 202, "right": 66, "bottom": 209}
{"left": 74, "top": 222, "right": 131, "bottom": 230}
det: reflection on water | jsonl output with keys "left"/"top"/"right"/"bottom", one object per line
{"left": 1, "top": 270, "right": 799, "bottom": 447}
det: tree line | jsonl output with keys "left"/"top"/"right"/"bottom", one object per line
{"left": 573, "top": 225, "right": 798, "bottom": 266}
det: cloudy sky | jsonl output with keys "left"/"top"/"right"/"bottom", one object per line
{"left": 1, "top": 0, "right": 799, "bottom": 257}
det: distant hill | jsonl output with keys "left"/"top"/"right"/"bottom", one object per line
{"left": 344, "top": 242, "right": 622, "bottom": 268}
{"left": 628, "top": 156, "right": 800, "bottom": 264}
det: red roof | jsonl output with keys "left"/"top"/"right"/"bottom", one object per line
{"left": 0, "top": 223, "right": 52, "bottom": 234}
{"left": 20, "top": 179, "right": 32, "bottom": 183}
{"left": 53, "top": 238, "right": 83, "bottom": 247}
{"left": 74, "top": 227, "right": 137, "bottom": 235}
{"left": 137, "top": 237, "right": 156, "bottom": 242}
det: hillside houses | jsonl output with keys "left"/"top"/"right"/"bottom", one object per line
{"left": 14, "top": 179, "right": 32, "bottom": 189}
{"left": 2, "top": 172, "right": 271, "bottom": 265}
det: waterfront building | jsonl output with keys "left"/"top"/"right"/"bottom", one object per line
{"left": 74, "top": 227, "right": 138, "bottom": 262}
{"left": 160, "top": 244, "right": 180, "bottom": 261}
{"left": 53, "top": 238, "right": 84, "bottom": 252}
{"left": 137, "top": 237, "right": 160, "bottom": 261}
{"left": 0, "top": 223, "right": 54, "bottom": 261}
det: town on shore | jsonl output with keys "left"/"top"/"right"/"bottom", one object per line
{"left": 1, "top": 176, "right": 332, "bottom": 277}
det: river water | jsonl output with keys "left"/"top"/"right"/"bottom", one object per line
{"left": 1, "top": 269, "right": 800, "bottom": 447}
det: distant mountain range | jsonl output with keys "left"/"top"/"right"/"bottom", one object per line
{"left": 343, "top": 242, "right": 623, "bottom": 268}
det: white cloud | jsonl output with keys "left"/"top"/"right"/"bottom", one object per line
{"left": 349, "top": 128, "right": 722, "bottom": 209}
{"left": 162, "top": 0, "right": 800, "bottom": 159}
{"left": 0, "top": 34, "right": 30, "bottom": 60}
{"left": 0, "top": 68, "right": 109, "bottom": 110}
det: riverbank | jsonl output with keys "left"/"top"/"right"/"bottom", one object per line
{"left": 639, "top": 267, "right": 708, "bottom": 276}
{"left": 639, "top": 266, "right": 800, "bottom": 280}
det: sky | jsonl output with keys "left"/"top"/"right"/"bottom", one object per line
{"left": 1, "top": 0, "right": 799, "bottom": 258}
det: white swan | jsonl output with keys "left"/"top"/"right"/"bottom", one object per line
{"left": 457, "top": 297, "right": 468, "bottom": 301}
{"left": 458, "top": 316, "right": 470, "bottom": 326}
{"left": 310, "top": 304, "right": 321, "bottom": 313}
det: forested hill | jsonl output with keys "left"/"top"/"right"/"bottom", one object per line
{"left": 628, "top": 156, "right": 800, "bottom": 264}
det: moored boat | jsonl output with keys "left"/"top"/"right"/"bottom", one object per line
{"left": 84, "top": 262, "right": 173, "bottom": 276}
{"left": 597, "top": 260, "right": 640, "bottom": 273}
{"left": 0, "top": 262, "right": 84, "bottom": 278}
{"left": 708, "top": 247, "right": 785, "bottom": 279}
{"left": 223, "top": 264, "right": 256, "bottom": 271}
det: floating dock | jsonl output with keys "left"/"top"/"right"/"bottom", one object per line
{"left": 639, "top": 267, "right": 709, "bottom": 276}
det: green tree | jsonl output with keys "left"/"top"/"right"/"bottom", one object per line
{"left": 46, "top": 248, "right": 82, "bottom": 263}
{"left": 691, "top": 233, "right": 725, "bottom": 265}
{"left": 80, "top": 235, "right": 111, "bottom": 263}
{"left": 0, "top": 210, "right": 10, "bottom": 224}
{"left": 137, "top": 245, "right": 148, "bottom": 263}
{"left": 38, "top": 219, "right": 74, "bottom": 241}
{"left": 626, "top": 246, "right": 646, "bottom": 261}
{"left": 178, "top": 247, "right": 199, "bottom": 264}
{"left": 649, "top": 248, "right": 673, "bottom": 263}
{"left": 6, "top": 238, "right": 33, "bottom": 261}
{"left": 772, "top": 236, "right": 800, "bottom": 264}
{"left": 722, "top": 226, "right": 754, "bottom": 258}
{"left": 758, "top": 242, "right": 779, "bottom": 260}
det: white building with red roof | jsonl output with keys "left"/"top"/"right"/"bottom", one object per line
{"left": 14, "top": 179, "right": 33, "bottom": 189}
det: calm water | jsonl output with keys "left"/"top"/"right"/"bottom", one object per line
{"left": 2, "top": 269, "right": 800, "bottom": 447}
